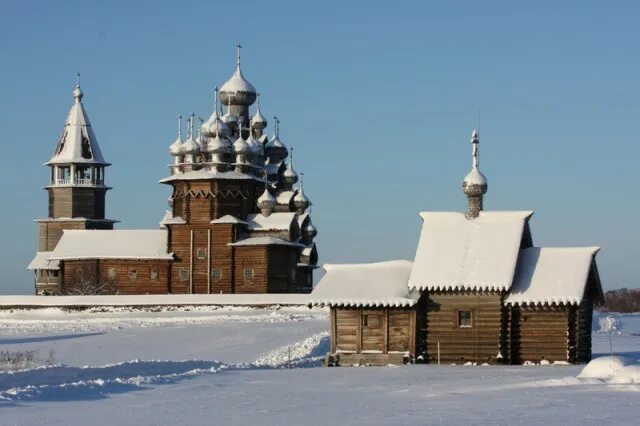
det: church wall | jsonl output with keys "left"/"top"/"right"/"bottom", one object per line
{"left": 266, "top": 245, "right": 298, "bottom": 292}
{"left": 210, "top": 223, "right": 235, "bottom": 293}
{"left": 509, "top": 305, "right": 570, "bottom": 364}
{"left": 233, "top": 246, "right": 268, "bottom": 293}
{"left": 329, "top": 307, "right": 416, "bottom": 366}
{"left": 422, "top": 291, "right": 506, "bottom": 364}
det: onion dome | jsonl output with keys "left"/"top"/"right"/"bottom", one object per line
{"left": 294, "top": 187, "right": 311, "bottom": 213}
{"left": 202, "top": 87, "right": 231, "bottom": 138}
{"left": 257, "top": 185, "right": 276, "bottom": 216}
{"left": 245, "top": 120, "right": 264, "bottom": 159}
{"left": 221, "top": 106, "right": 237, "bottom": 124}
{"left": 182, "top": 114, "right": 200, "bottom": 157}
{"left": 303, "top": 221, "right": 317, "bottom": 241}
{"left": 233, "top": 131, "right": 250, "bottom": 155}
{"left": 251, "top": 93, "right": 267, "bottom": 130}
{"left": 282, "top": 147, "right": 299, "bottom": 188}
{"left": 183, "top": 134, "right": 200, "bottom": 156}
{"left": 264, "top": 116, "right": 289, "bottom": 162}
{"left": 169, "top": 114, "right": 184, "bottom": 156}
{"left": 207, "top": 134, "right": 232, "bottom": 155}
{"left": 462, "top": 129, "right": 488, "bottom": 219}
{"left": 219, "top": 44, "right": 257, "bottom": 107}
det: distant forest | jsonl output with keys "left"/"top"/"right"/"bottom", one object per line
{"left": 600, "top": 288, "right": 640, "bottom": 313}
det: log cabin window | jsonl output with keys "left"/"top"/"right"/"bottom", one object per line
{"left": 196, "top": 248, "right": 206, "bottom": 260}
{"left": 211, "top": 268, "right": 221, "bottom": 279}
{"left": 150, "top": 268, "right": 159, "bottom": 280}
{"left": 244, "top": 268, "right": 254, "bottom": 279}
{"left": 107, "top": 267, "right": 117, "bottom": 280}
{"left": 178, "top": 268, "right": 189, "bottom": 281}
{"left": 51, "top": 270, "right": 59, "bottom": 277}
{"left": 458, "top": 310, "right": 473, "bottom": 328}
{"left": 128, "top": 268, "right": 137, "bottom": 281}
{"left": 363, "top": 314, "right": 381, "bottom": 327}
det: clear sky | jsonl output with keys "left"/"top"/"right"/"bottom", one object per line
{"left": 0, "top": 0, "right": 638, "bottom": 294}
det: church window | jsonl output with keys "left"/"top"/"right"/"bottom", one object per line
{"left": 196, "top": 248, "right": 206, "bottom": 260}
{"left": 244, "top": 268, "right": 254, "bottom": 279}
{"left": 458, "top": 310, "right": 473, "bottom": 328}
{"left": 179, "top": 268, "right": 189, "bottom": 281}
{"left": 150, "top": 268, "right": 159, "bottom": 280}
{"left": 211, "top": 269, "right": 221, "bottom": 279}
{"left": 128, "top": 268, "right": 137, "bottom": 280}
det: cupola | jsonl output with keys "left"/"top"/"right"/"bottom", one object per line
{"left": 462, "top": 129, "right": 488, "bottom": 219}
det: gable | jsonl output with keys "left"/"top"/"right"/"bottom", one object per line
{"left": 408, "top": 211, "right": 533, "bottom": 292}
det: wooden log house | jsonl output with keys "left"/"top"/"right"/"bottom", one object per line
{"left": 310, "top": 130, "right": 603, "bottom": 366}
{"left": 28, "top": 49, "right": 319, "bottom": 295}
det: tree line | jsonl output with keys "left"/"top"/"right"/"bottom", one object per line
{"left": 600, "top": 288, "right": 640, "bottom": 313}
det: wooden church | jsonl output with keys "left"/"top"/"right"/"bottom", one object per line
{"left": 310, "top": 130, "right": 603, "bottom": 366}
{"left": 27, "top": 47, "right": 319, "bottom": 295}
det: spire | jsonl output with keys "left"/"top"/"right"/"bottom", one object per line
{"left": 462, "top": 129, "right": 488, "bottom": 219}
{"left": 236, "top": 43, "right": 242, "bottom": 66}
{"left": 48, "top": 76, "right": 106, "bottom": 166}
{"left": 274, "top": 116, "right": 280, "bottom": 137}
{"left": 178, "top": 113, "right": 183, "bottom": 139}
{"left": 188, "top": 113, "right": 194, "bottom": 139}
{"left": 72, "top": 72, "right": 83, "bottom": 102}
{"left": 213, "top": 86, "right": 219, "bottom": 113}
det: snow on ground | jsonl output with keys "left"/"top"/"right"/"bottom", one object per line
{"left": 0, "top": 308, "right": 639, "bottom": 425}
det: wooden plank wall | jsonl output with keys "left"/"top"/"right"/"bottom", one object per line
{"left": 510, "top": 305, "right": 569, "bottom": 363}
{"left": 210, "top": 223, "right": 235, "bottom": 293}
{"left": 233, "top": 246, "right": 268, "bottom": 293}
{"left": 424, "top": 292, "right": 505, "bottom": 364}
{"left": 99, "top": 260, "right": 170, "bottom": 294}
{"left": 266, "top": 246, "right": 298, "bottom": 292}
{"left": 332, "top": 308, "right": 415, "bottom": 355}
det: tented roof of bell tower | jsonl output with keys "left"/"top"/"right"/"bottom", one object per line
{"left": 47, "top": 82, "right": 108, "bottom": 166}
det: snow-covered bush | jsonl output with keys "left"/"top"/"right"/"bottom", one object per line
{"left": 577, "top": 356, "right": 634, "bottom": 380}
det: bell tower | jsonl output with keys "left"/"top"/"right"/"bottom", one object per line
{"left": 36, "top": 79, "right": 117, "bottom": 244}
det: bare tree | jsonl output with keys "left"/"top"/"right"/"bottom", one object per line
{"left": 601, "top": 288, "right": 640, "bottom": 313}
{"left": 64, "top": 277, "right": 117, "bottom": 295}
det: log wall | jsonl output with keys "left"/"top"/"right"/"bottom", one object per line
{"left": 423, "top": 292, "right": 505, "bottom": 364}
{"left": 510, "top": 305, "right": 569, "bottom": 363}
{"left": 330, "top": 307, "right": 416, "bottom": 365}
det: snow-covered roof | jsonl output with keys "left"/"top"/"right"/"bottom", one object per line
{"left": 220, "top": 65, "right": 256, "bottom": 94}
{"left": 506, "top": 247, "right": 601, "bottom": 306}
{"left": 276, "top": 190, "right": 296, "bottom": 205}
{"left": 159, "top": 169, "right": 264, "bottom": 183}
{"left": 464, "top": 167, "right": 487, "bottom": 186}
{"left": 297, "top": 212, "right": 309, "bottom": 228}
{"left": 211, "top": 215, "right": 248, "bottom": 225}
{"left": 265, "top": 161, "right": 284, "bottom": 175}
{"left": 228, "top": 237, "right": 304, "bottom": 247}
{"left": 246, "top": 212, "right": 296, "bottom": 231}
{"left": 310, "top": 260, "right": 416, "bottom": 308}
{"left": 47, "top": 86, "right": 108, "bottom": 166}
{"left": 49, "top": 230, "right": 172, "bottom": 260}
{"left": 408, "top": 211, "right": 533, "bottom": 292}
{"left": 27, "top": 252, "right": 60, "bottom": 270}
{"left": 159, "top": 210, "right": 186, "bottom": 227}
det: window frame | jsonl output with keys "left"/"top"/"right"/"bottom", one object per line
{"left": 243, "top": 268, "right": 254, "bottom": 280}
{"left": 150, "top": 268, "right": 159, "bottom": 281}
{"left": 178, "top": 268, "right": 189, "bottom": 281}
{"left": 107, "top": 267, "right": 117, "bottom": 280}
{"left": 128, "top": 268, "right": 138, "bottom": 281}
{"left": 457, "top": 310, "right": 473, "bottom": 329}
{"left": 211, "top": 268, "right": 222, "bottom": 279}
{"left": 196, "top": 248, "right": 206, "bottom": 260}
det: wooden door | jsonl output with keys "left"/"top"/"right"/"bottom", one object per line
{"left": 361, "top": 311, "right": 385, "bottom": 352}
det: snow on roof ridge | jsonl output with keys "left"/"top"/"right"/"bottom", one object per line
{"left": 211, "top": 214, "right": 248, "bottom": 225}
{"left": 246, "top": 212, "right": 296, "bottom": 231}
{"left": 228, "top": 236, "right": 304, "bottom": 247}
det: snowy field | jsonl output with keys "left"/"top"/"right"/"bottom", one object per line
{"left": 0, "top": 308, "right": 639, "bottom": 425}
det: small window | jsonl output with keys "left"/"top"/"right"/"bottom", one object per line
{"left": 108, "top": 267, "right": 117, "bottom": 280}
{"left": 128, "top": 268, "right": 137, "bottom": 281}
{"left": 150, "top": 268, "right": 159, "bottom": 280}
{"left": 211, "top": 268, "right": 221, "bottom": 279}
{"left": 458, "top": 310, "right": 472, "bottom": 328}
{"left": 363, "top": 314, "right": 381, "bottom": 327}
{"left": 196, "top": 248, "right": 206, "bottom": 260}
{"left": 244, "top": 268, "right": 254, "bottom": 279}
{"left": 179, "top": 268, "right": 189, "bottom": 281}
{"left": 51, "top": 270, "right": 59, "bottom": 278}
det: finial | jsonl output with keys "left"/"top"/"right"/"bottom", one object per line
{"left": 197, "top": 117, "right": 204, "bottom": 138}
{"left": 290, "top": 146, "right": 294, "bottom": 166}
{"left": 273, "top": 116, "right": 279, "bottom": 137}
{"left": 256, "top": 92, "right": 261, "bottom": 108}
{"left": 72, "top": 72, "right": 84, "bottom": 101}
{"left": 76, "top": 72, "right": 81, "bottom": 88}
{"left": 213, "top": 87, "right": 219, "bottom": 113}
{"left": 177, "top": 114, "right": 183, "bottom": 138}
{"left": 236, "top": 43, "right": 243, "bottom": 66}
{"left": 237, "top": 115, "right": 244, "bottom": 137}
{"left": 188, "top": 113, "right": 195, "bottom": 139}
{"left": 471, "top": 129, "right": 479, "bottom": 169}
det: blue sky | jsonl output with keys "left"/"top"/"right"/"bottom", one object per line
{"left": 0, "top": 0, "right": 638, "bottom": 294}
